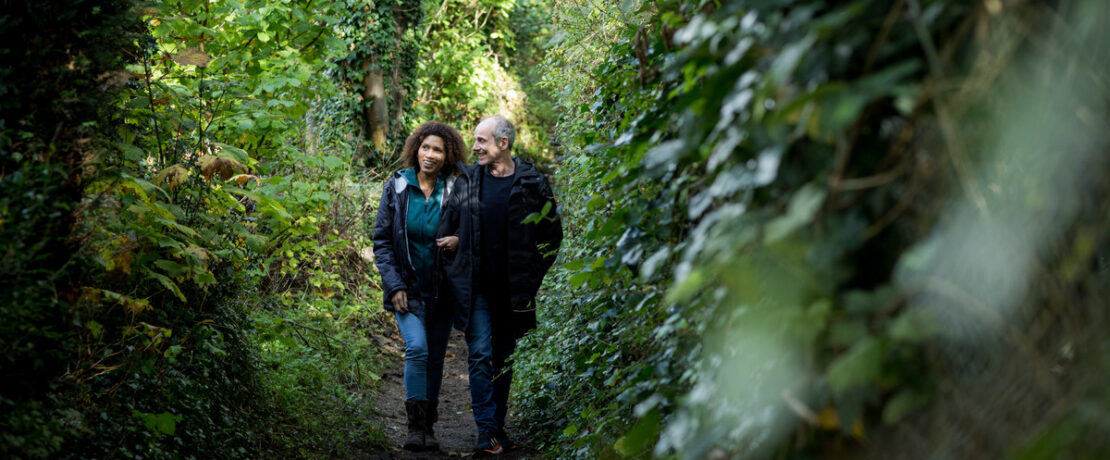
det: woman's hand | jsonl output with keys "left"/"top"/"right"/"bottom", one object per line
{"left": 391, "top": 290, "right": 408, "bottom": 313}
{"left": 436, "top": 236, "right": 459, "bottom": 252}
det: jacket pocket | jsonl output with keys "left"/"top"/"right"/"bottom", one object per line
{"left": 405, "top": 298, "right": 427, "bottom": 315}
{"left": 510, "top": 305, "right": 537, "bottom": 338}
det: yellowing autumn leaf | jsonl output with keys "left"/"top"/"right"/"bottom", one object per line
{"left": 229, "top": 174, "right": 261, "bottom": 186}
{"left": 183, "top": 244, "right": 211, "bottom": 270}
{"left": 100, "top": 289, "right": 153, "bottom": 316}
{"left": 815, "top": 405, "right": 866, "bottom": 440}
{"left": 124, "top": 297, "right": 153, "bottom": 315}
{"left": 79, "top": 287, "right": 102, "bottom": 304}
{"left": 198, "top": 155, "right": 246, "bottom": 181}
{"left": 154, "top": 164, "right": 189, "bottom": 189}
{"left": 816, "top": 406, "right": 840, "bottom": 430}
{"left": 112, "top": 249, "right": 134, "bottom": 275}
{"left": 172, "top": 47, "right": 211, "bottom": 67}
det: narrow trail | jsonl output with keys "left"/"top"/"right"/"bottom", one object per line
{"left": 367, "top": 328, "right": 533, "bottom": 459}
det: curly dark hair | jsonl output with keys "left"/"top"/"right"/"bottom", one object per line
{"left": 400, "top": 121, "right": 466, "bottom": 176}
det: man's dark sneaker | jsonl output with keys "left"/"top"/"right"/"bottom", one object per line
{"left": 495, "top": 429, "right": 520, "bottom": 452}
{"left": 472, "top": 431, "right": 504, "bottom": 457}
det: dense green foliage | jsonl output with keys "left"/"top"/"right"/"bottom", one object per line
{"left": 2, "top": 0, "right": 395, "bottom": 457}
{"left": 416, "top": 0, "right": 558, "bottom": 158}
{"left": 514, "top": 0, "right": 1110, "bottom": 458}
{"left": 1, "top": 0, "right": 564, "bottom": 454}
{"left": 1, "top": 1, "right": 145, "bottom": 455}
{"left": 1, "top": 0, "right": 562, "bottom": 456}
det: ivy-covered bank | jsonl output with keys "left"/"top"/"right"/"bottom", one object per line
{"left": 514, "top": 0, "right": 1110, "bottom": 458}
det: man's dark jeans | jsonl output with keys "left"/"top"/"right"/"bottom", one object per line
{"left": 490, "top": 295, "right": 519, "bottom": 431}
{"left": 466, "top": 295, "right": 498, "bottom": 433}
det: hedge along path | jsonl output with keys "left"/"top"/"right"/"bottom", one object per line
{"left": 368, "top": 326, "right": 533, "bottom": 459}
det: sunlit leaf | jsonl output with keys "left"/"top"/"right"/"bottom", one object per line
{"left": 172, "top": 47, "right": 211, "bottom": 67}
{"left": 154, "top": 164, "right": 190, "bottom": 189}
{"left": 212, "top": 142, "right": 251, "bottom": 163}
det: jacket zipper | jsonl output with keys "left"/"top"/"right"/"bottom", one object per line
{"left": 400, "top": 177, "right": 415, "bottom": 282}
{"left": 431, "top": 176, "right": 451, "bottom": 301}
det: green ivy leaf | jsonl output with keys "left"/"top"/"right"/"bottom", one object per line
{"left": 523, "top": 201, "right": 553, "bottom": 225}
{"left": 763, "top": 183, "right": 827, "bottom": 244}
{"left": 827, "top": 336, "right": 885, "bottom": 392}
{"left": 86, "top": 320, "right": 104, "bottom": 339}
{"left": 882, "top": 389, "right": 930, "bottom": 424}
{"left": 132, "top": 410, "right": 181, "bottom": 436}
{"left": 614, "top": 409, "right": 661, "bottom": 457}
{"left": 568, "top": 271, "right": 592, "bottom": 288}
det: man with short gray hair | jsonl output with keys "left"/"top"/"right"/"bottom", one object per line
{"left": 440, "top": 115, "right": 563, "bottom": 456}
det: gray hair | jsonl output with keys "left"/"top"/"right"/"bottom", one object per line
{"left": 485, "top": 115, "right": 516, "bottom": 152}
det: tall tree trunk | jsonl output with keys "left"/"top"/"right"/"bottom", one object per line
{"left": 349, "top": 0, "right": 423, "bottom": 168}
{"left": 362, "top": 58, "right": 389, "bottom": 153}
{"left": 390, "top": 56, "right": 406, "bottom": 125}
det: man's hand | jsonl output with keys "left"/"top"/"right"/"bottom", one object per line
{"left": 436, "top": 236, "right": 459, "bottom": 252}
{"left": 391, "top": 290, "right": 408, "bottom": 313}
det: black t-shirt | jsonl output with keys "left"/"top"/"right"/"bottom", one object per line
{"left": 479, "top": 167, "right": 514, "bottom": 299}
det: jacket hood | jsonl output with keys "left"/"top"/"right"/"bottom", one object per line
{"left": 393, "top": 168, "right": 456, "bottom": 195}
{"left": 399, "top": 167, "right": 418, "bottom": 184}
{"left": 513, "top": 157, "right": 542, "bottom": 178}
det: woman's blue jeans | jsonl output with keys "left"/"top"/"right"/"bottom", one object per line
{"left": 395, "top": 303, "right": 452, "bottom": 401}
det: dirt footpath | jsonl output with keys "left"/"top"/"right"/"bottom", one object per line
{"left": 368, "top": 328, "right": 532, "bottom": 459}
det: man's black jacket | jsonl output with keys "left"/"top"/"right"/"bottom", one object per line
{"left": 439, "top": 157, "right": 563, "bottom": 334}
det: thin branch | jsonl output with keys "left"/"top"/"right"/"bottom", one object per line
{"left": 141, "top": 56, "right": 166, "bottom": 167}
{"left": 863, "top": 0, "right": 906, "bottom": 73}
{"left": 834, "top": 160, "right": 909, "bottom": 192}
{"left": 299, "top": 26, "right": 328, "bottom": 52}
{"left": 908, "top": 0, "right": 989, "bottom": 216}
{"left": 424, "top": 0, "right": 450, "bottom": 36}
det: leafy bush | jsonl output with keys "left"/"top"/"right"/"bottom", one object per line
{"left": 515, "top": 0, "right": 1110, "bottom": 458}
{"left": 3, "top": 0, "right": 398, "bottom": 457}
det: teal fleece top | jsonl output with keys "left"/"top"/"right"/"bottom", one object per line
{"left": 401, "top": 168, "right": 444, "bottom": 294}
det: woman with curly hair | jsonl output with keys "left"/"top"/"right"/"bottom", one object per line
{"left": 372, "top": 121, "right": 466, "bottom": 451}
